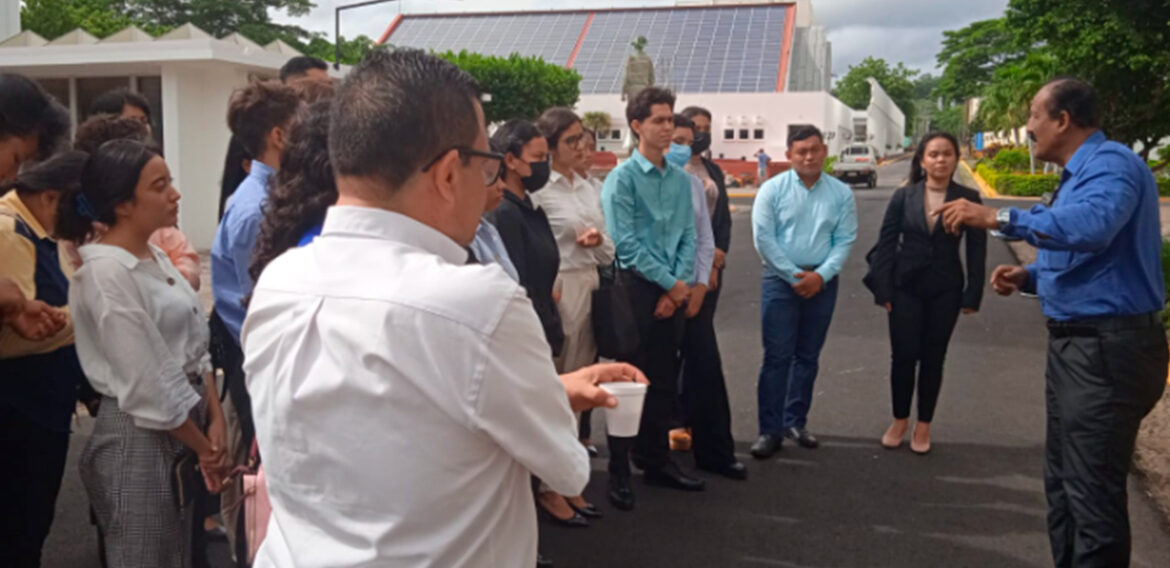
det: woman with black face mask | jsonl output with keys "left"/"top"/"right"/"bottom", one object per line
{"left": 486, "top": 119, "right": 564, "bottom": 358}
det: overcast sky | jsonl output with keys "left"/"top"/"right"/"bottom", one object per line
{"left": 274, "top": 0, "right": 1011, "bottom": 77}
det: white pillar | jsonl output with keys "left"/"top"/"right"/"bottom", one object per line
{"left": 0, "top": 0, "right": 20, "bottom": 41}
{"left": 162, "top": 62, "right": 249, "bottom": 250}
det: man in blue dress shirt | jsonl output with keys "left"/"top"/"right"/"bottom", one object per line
{"left": 939, "top": 78, "right": 1168, "bottom": 567}
{"left": 601, "top": 86, "right": 704, "bottom": 511}
{"left": 750, "top": 125, "right": 858, "bottom": 459}
{"left": 210, "top": 80, "right": 301, "bottom": 452}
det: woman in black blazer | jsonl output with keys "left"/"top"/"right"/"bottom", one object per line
{"left": 867, "top": 132, "right": 987, "bottom": 454}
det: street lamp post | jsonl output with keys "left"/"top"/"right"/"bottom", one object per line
{"left": 334, "top": 0, "right": 402, "bottom": 70}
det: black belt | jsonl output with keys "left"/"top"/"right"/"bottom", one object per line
{"left": 1047, "top": 312, "right": 1163, "bottom": 338}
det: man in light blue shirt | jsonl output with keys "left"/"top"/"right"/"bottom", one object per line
{"left": 209, "top": 80, "right": 300, "bottom": 452}
{"left": 750, "top": 125, "right": 858, "bottom": 458}
{"left": 601, "top": 86, "right": 704, "bottom": 509}
{"left": 470, "top": 178, "right": 519, "bottom": 282}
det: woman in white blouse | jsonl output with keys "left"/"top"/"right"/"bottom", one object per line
{"left": 533, "top": 108, "right": 615, "bottom": 521}
{"left": 58, "top": 139, "right": 229, "bottom": 567}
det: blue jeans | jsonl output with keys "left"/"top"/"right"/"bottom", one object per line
{"left": 757, "top": 275, "right": 839, "bottom": 435}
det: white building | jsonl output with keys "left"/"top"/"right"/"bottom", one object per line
{"left": 0, "top": 11, "right": 335, "bottom": 248}
{"left": 378, "top": 0, "right": 892, "bottom": 163}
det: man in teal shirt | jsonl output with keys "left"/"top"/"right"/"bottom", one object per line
{"left": 750, "top": 125, "right": 858, "bottom": 458}
{"left": 601, "top": 86, "right": 703, "bottom": 511}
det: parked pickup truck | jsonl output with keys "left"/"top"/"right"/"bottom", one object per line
{"left": 834, "top": 145, "right": 879, "bottom": 188}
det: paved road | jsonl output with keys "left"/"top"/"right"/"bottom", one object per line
{"left": 42, "top": 160, "right": 1170, "bottom": 567}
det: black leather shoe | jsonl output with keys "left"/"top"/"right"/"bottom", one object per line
{"left": 785, "top": 427, "right": 820, "bottom": 449}
{"left": 569, "top": 501, "right": 603, "bottom": 519}
{"left": 697, "top": 460, "right": 748, "bottom": 480}
{"left": 608, "top": 476, "right": 635, "bottom": 511}
{"left": 643, "top": 462, "right": 706, "bottom": 491}
{"left": 537, "top": 553, "right": 554, "bottom": 567}
{"left": 541, "top": 507, "right": 589, "bottom": 528}
{"left": 750, "top": 434, "right": 783, "bottom": 459}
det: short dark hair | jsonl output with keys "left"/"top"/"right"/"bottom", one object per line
{"left": 74, "top": 115, "right": 152, "bottom": 155}
{"left": 0, "top": 73, "right": 71, "bottom": 161}
{"left": 280, "top": 56, "right": 329, "bottom": 83}
{"left": 0, "top": 150, "right": 86, "bottom": 198}
{"left": 88, "top": 89, "right": 152, "bottom": 121}
{"left": 672, "top": 113, "right": 695, "bottom": 132}
{"left": 491, "top": 119, "right": 543, "bottom": 159}
{"left": 787, "top": 125, "right": 824, "bottom": 147}
{"left": 329, "top": 49, "right": 482, "bottom": 193}
{"left": 288, "top": 77, "right": 335, "bottom": 104}
{"left": 626, "top": 86, "right": 675, "bottom": 130}
{"left": 680, "top": 106, "right": 712, "bottom": 122}
{"left": 1042, "top": 77, "right": 1100, "bottom": 129}
{"left": 57, "top": 140, "right": 159, "bottom": 243}
{"left": 536, "top": 107, "right": 580, "bottom": 150}
{"left": 227, "top": 80, "right": 301, "bottom": 158}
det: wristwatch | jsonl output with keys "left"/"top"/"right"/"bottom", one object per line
{"left": 996, "top": 207, "right": 1012, "bottom": 230}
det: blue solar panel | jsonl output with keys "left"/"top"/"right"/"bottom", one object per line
{"left": 387, "top": 5, "right": 789, "bottom": 94}
{"left": 572, "top": 5, "right": 788, "bottom": 94}
{"left": 388, "top": 12, "right": 588, "bottom": 66}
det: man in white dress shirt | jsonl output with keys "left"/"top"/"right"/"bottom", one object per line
{"left": 242, "top": 49, "right": 645, "bottom": 568}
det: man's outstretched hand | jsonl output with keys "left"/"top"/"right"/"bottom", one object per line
{"left": 560, "top": 362, "right": 648, "bottom": 412}
{"left": 991, "top": 264, "right": 1030, "bottom": 296}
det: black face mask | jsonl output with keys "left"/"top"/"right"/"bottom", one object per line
{"left": 523, "top": 160, "right": 551, "bottom": 193}
{"left": 692, "top": 131, "right": 712, "bottom": 155}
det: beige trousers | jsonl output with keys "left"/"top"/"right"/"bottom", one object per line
{"left": 553, "top": 268, "right": 601, "bottom": 374}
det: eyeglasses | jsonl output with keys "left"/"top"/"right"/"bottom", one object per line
{"left": 562, "top": 133, "right": 588, "bottom": 149}
{"left": 422, "top": 146, "right": 506, "bottom": 187}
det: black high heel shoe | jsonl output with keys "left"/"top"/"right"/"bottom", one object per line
{"left": 539, "top": 499, "right": 590, "bottom": 528}
{"left": 569, "top": 500, "right": 603, "bottom": 519}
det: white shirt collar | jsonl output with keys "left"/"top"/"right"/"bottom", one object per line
{"left": 78, "top": 243, "right": 161, "bottom": 269}
{"left": 321, "top": 205, "right": 468, "bottom": 265}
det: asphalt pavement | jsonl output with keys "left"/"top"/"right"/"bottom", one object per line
{"left": 41, "top": 160, "right": 1170, "bottom": 567}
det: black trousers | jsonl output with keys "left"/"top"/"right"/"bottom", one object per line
{"left": 209, "top": 311, "right": 253, "bottom": 450}
{"left": 679, "top": 277, "right": 736, "bottom": 468}
{"left": 1044, "top": 315, "right": 1167, "bottom": 568}
{"left": 0, "top": 408, "right": 70, "bottom": 567}
{"left": 887, "top": 286, "right": 963, "bottom": 422}
{"left": 609, "top": 272, "right": 686, "bottom": 478}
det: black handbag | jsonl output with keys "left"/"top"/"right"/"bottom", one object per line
{"left": 592, "top": 264, "right": 640, "bottom": 360}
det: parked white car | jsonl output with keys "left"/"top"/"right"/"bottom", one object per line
{"left": 834, "top": 145, "right": 879, "bottom": 189}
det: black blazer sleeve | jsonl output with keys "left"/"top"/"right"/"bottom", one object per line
{"left": 488, "top": 204, "right": 529, "bottom": 285}
{"left": 870, "top": 187, "right": 906, "bottom": 306}
{"left": 706, "top": 159, "right": 732, "bottom": 253}
{"left": 962, "top": 189, "right": 988, "bottom": 311}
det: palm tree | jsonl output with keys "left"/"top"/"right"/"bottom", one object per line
{"left": 582, "top": 111, "right": 612, "bottom": 136}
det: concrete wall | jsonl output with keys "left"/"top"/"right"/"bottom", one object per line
{"left": 865, "top": 78, "right": 906, "bottom": 158}
{"left": 163, "top": 62, "right": 250, "bottom": 249}
{"left": 577, "top": 90, "right": 857, "bottom": 162}
{"left": 0, "top": 0, "right": 19, "bottom": 41}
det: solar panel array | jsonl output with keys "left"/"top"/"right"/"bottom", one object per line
{"left": 574, "top": 6, "right": 787, "bottom": 94}
{"left": 388, "top": 12, "right": 588, "bottom": 66}
{"left": 386, "top": 5, "right": 789, "bottom": 94}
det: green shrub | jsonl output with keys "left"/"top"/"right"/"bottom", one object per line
{"left": 975, "top": 162, "right": 1000, "bottom": 188}
{"left": 436, "top": 50, "right": 582, "bottom": 123}
{"left": 996, "top": 173, "right": 1059, "bottom": 197}
{"left": 991, "top": 148, "right": 1030, "bottom": 172}
{"left": 1159, "top": 177, "right": 1170, "bottom": 197}
{"left": 823, "top": 156, "right": 838, "bottom": 175}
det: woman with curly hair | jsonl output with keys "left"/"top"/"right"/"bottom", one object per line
{"left": 249, "top": 99, "right": 336, "bottom": 285}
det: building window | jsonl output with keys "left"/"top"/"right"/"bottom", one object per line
{"left": 137, "top": 76, "right": 164, "bottom": 148}
{"left": 738, "top": 129, "right": 750, "bottom": 140}
{"left": 611, "top": 129, "right": 621, "bottom": 140}
{"left": 753, "top": 129, "right": 765, "bottom": 140}
{"left": 723, "top": 129, "right": 735, "bottom": 140}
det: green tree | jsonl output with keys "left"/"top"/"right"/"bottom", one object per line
{"left": 437, "top": 51, "right": 582, "bottom": 124}
{"left": 913, "top": 73, "right": 941, "bottom": 101}
{"left": 935, "top": 19, "right": 1025, "bottom": 105}
{"left": 301, "top": 34, "right": 377, "bottom": 66}
{"left": 931, "top": 104, "right": 966, "bottom": 139}
{"left": 976, "top": 51, "right": 1058, "bottom": 145}
{"left": 21, "top": 0, "right": 141, "bottom": 39}
{"left": 1006, "top": 0, "right": 1170, "bottom": 159}
{"left": 582, "top": 111, "right": 612, "bottom": 134}
{"left": 833, "top": 56, "right": 918, "bottom": 135}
